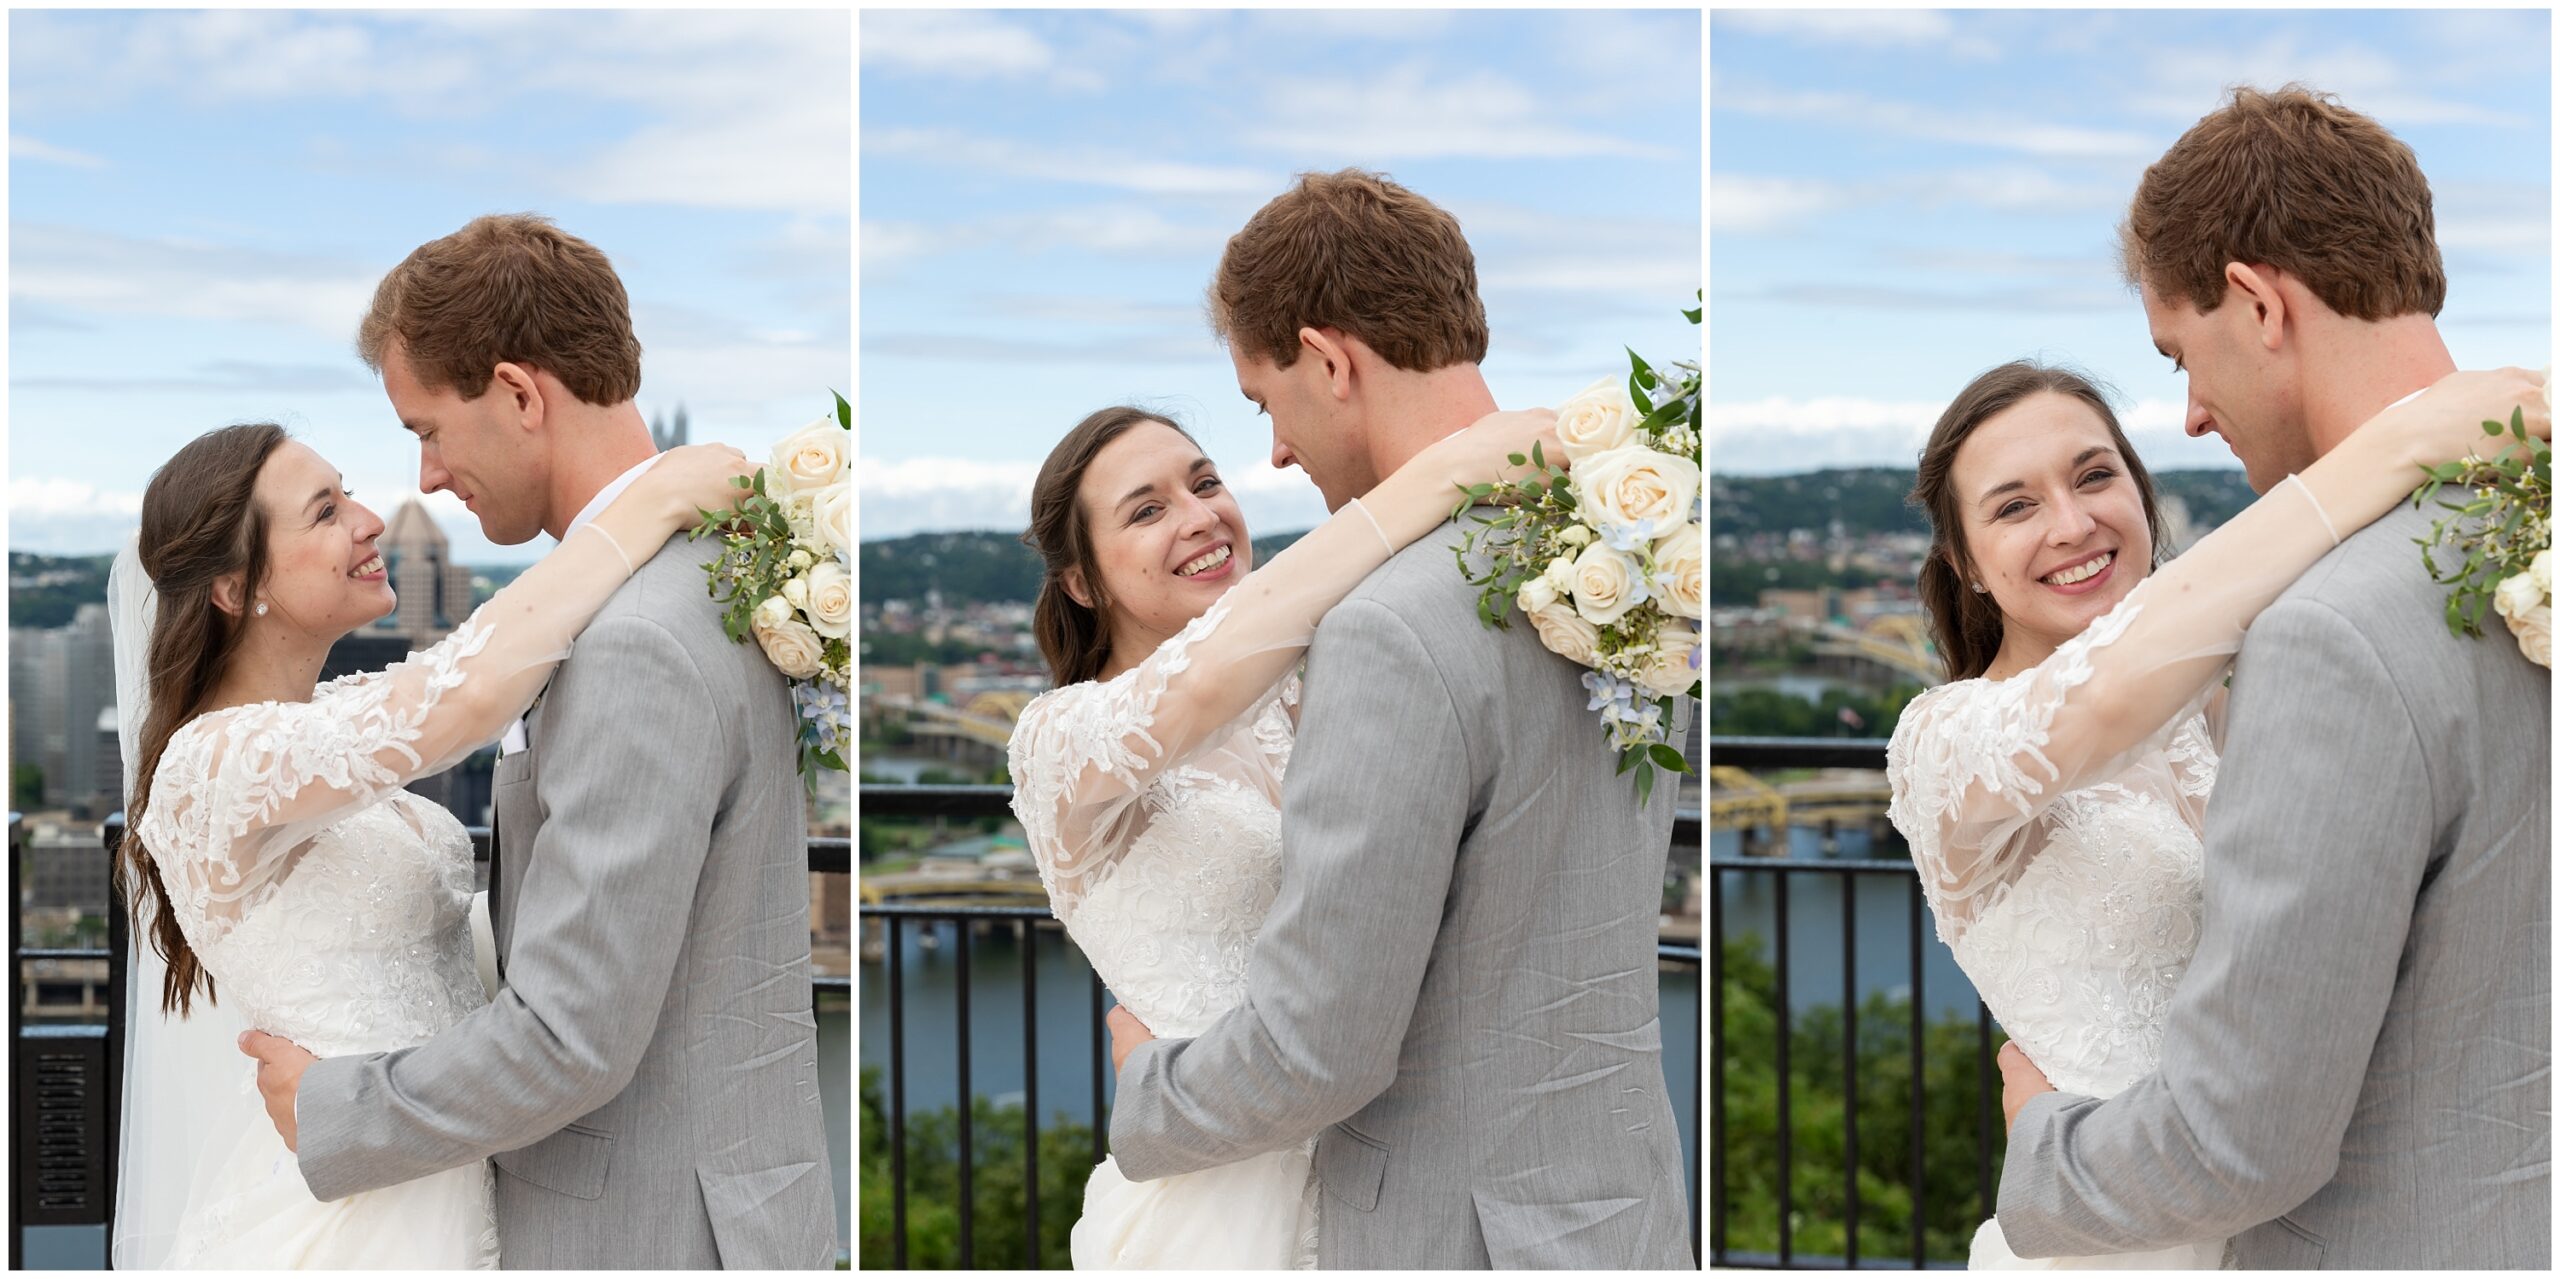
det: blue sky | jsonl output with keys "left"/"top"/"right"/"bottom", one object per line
{"left": 1711, "top": 7, "right": 2552, "bottom": 476}
{"left": 9, "top": 8, "right": 851, "bottom": 565}
{"left": 859, "top": 7, "right": 1703, "bottom": 540}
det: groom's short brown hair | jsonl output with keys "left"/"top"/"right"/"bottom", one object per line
{"left": 358, "top": 213, "right": 643, "bottom": 405}
{"left": 1211, "top": 169, "right": 1489, "bottom": 371}
{"left": 2122, "top": 85, "right": 2445, "bottom": 320}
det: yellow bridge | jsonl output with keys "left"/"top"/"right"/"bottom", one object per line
{"left": 1808, "top": 613, "right": 1942, "bottom": 687}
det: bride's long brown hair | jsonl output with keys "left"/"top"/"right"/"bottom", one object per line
{"left": 112, "top": 422, "right": 289, "bottom": 1016}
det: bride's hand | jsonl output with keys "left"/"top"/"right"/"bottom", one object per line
{"left": 1442, "top": 407, "right": 1564, "bottom": 488}
{"left": 636, "top": 444, "right": 762, "bottom": 530}
{"left": 2379, "top": 367, "right": 2550, "bottom": 470}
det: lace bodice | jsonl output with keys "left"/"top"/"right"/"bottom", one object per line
{"left": 1888, "top": 591, "right": 2222, "bottom": 1098}
{"left": 135, "top": 623, "right": 509, "bottom": 1055}
{"left": 1010, "top": 603, "right": 1300, "bottom": 1038}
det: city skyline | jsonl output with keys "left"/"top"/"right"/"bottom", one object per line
{"left": 1711, "top": 7, "right": 2552, "bottom": 476}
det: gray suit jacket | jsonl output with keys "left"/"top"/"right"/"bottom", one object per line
{"left": 1998, "top": 494, "right": 2552, "bottom": 1268}
{"left": 298, "top": 532, "right": 838, "bottom": 1269}
{"left": 1109, "top": 514, "right": 1696, "bottom": 1269}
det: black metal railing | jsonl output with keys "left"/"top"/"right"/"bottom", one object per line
{"left": 9, "top": 811, "right": 849, "bottom": 1269}
{"left": 1706, "top": 736, "right": 1999, "bottom": 1271}
{"left": 859, "top": 784, "right": 1706, "bottom": 1268}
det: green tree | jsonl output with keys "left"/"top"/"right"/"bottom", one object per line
{"left": 861, "top": 1067, "right": 1101, "bottom": 1268}
{"left": 1718, "top": 933, "right": 2004, "bottom": 1264}
{"left": 13, "top": 762, "right": 43, "bottom": 811}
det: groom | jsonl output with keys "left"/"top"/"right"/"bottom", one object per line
{"left": 1101, "top": 169, "right": 1696, "bottom": 1268}
{"left": 1994, "top": 87, "right": 2551, "bottom": 1267}
{"left": 238, "top": 215, "right": 838, "bottom": 1268}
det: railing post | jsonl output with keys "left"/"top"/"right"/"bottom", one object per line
{"left": 9, "top": 813, "right": 24, "bottom": 1274}
{"left": 1774, "top": 872, "right": 1792, "bottom": 1266}
{"left": 1977, "top": 1002, "right": 1995, "bottom": 1226}
{"left": 1842, "top": 872, "right": 1859, "bottom": 1269}
{"left": 886, "top": 915, "right": 907, "bottom": 1268}
{"left": 955, "top": 921, "right": 974, "bottom": 1268}
{"left": 103, "top": 815, "right": 127, "bottom": 1262}
{"left": 1020, "top": 919, "right": 1039, "bottom": 1268}
{"left": 1908, "top": 875, "right": 1926, "bottom": 1269}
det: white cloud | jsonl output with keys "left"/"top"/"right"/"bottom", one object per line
{"left": 860, "top": 10, "right": 1056, "bottom": 79}
{"left": 1716, "top": 85, "right": 2155, "bottom": 160}
{"left": 1712, "top": 175, "right": 1844, "bottom": 233}
{"left": 1718, "top": 9, "right": 1998, "bottom": 59}
{"left": 2126, "top": 37, "right": 2533, "bottom": 130}
{"left": 9, "top": 222, "right": 378, "bottom": 337}
{"left": 8, "top": 476, "right": 145, "bottom": 518}
{"left": 1713, "top": 167, "right": 2119, "bottom": 237}
{"left": 863, "top": 127, "right": 1284, "bottom": 197}
{"left": 11, "top": 134, "right": 106, "bottom": 169}
{"left": 1248, "top": 64, "right": 1674, "bottom": 162}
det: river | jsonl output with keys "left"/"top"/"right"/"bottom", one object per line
{"left": 1711, "top": 825, "right": 1983, "bottom": 1022}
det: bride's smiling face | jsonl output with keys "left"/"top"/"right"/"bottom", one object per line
{"left": 1950, "top": 392, "right": 2153, "bottom": 661}
{"left": 242, "top": 441, "right": 396, "bottom": 636}
{"left": 1075, "top": 421, "right": 1254, "bottom": 656}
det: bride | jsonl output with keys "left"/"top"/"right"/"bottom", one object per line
{"left": 1003, "top": 402, "right": 1555, "bottom": 1268}
{"left": 1884, "top": 360, "right": 2545, "bottom": 1269}
{"left": 107, "top": 422, "right": 750, "bottom": 1268}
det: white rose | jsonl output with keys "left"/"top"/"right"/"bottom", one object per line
{"left": 1577, "top": 445, "right": 1700, "bottom": 540}
{"left": 1527, "top": 601, "right": 1601, "bottom": 666}
{"left": 1651, "top": 522, "right": 1703, "bottom": 619}
{"left": 1518, "top": 577, "right": 1560, "bottom": 616}
{"left": 789, "top": 547, "right": 815, "bottom": 571}
{"left": 1570, "top": 542, "right": 1645, "bottom": 626}
{"left": 1637, "top": 627, "right": 1702, "bottom": 698}
{"left": 752, "top": 611, "right": 826, "bottom": 679}
{"left": 805, "top": 559, "right": 853, "bottom": 640}
{"left": 1556, "top": 524, "right": 1595, "bottom": 549}
{"left": 781, "top": 576, "right": 810, "bottom": 610}
{"left": 810, "top": 483, "right": 852, "bottom": 561}
{"left": 1541, "top": 556, "right": 1577, "bottom": 595}
{"left": 2506, "top": 603, "right": 2553, "bottom": 669}
{"left": 2493, "top": 570, "right": 2545, "bottom": 621}
{"left": 768, "top": 418, "right": 847, "bottom": 499}
{"left": 754, "top": 594, "right": 795, "bottom": 631}
{"left": 2534, "top": 548, "right": 2552, "bottom": 596}
{"left": 1554, "top": 376, "right": 1639, "bottom": 462}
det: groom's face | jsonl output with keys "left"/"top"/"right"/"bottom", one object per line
{"left": 381, "top": 342, "right": 550, "bottom": 545}
{"left": 1232, "top": 344, "right": 1371, "bottom": 513}
{"left": 2142, "top": 279, "right": 2311, "bottom": 493}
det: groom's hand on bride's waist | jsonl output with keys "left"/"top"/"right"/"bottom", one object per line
{"left": 239, "top": 1030, "right": 319, "bottom": 1153}
{"left": 1998, "top": 1041, "right": 2056, "bottom": 1134}
{"left": 1106, "top": 1005, "right": 1155, "bottom": 1076}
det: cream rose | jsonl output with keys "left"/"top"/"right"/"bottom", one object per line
{"left": 2493, "top": 570, "right": 2545, "bottom": 621}
{"left": 2505, "top": 602, "right": 2553, "bottom": 669}
{"left": 2534, "top": 548, "right": 2552, "bottom": 597}
{"left": 810, "top": 484, "right": 853, "bottom": 561}
{"left": 768, "top": 418, "right": 848, "bottom": 499}
{"left": 754, "top": 595, "right": 795, "bottom": 631}
{"left": 1578, "top": 445, "right": 1700, "bottom": 540}
{"left": 1528, "top": 600, "right": 1601, "bottom": 666}
{"left": 1637, "top": 627, "right": 1702, "bottom": 698}
{"left": 1518, "top": 577, "right": 1560, "bottom": 617}
{"left": 805, "top": 559, "right": 853, "bottom": 640}
{"left": 1651, "top": 522, "right": 1703, "bottom": 619}
{"left": 1570, "top": 543, "right": 1645, "bottom": 626}
{"left": 752, "top": 611, "right": 826, "bottom": 679}
{"left": 781, "top": 575, "right": 810, "bottom": 610}
{"left": 1554, "top": 376, "right": 1639, "bottom": 462}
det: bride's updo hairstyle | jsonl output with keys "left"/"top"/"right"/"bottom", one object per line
{"left": 1025, "top": 406, "right": 1197, "bottom": 686}
{"left": 1910, "top": 363, "right": 2168, "bottom": 682}
{"left": 115, "top": 421, "right": 291, "bottom": 1016}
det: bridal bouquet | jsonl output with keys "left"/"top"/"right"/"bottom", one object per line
{"left": 2413, "top": 402, "right": 2551, "bottom": 668}
{"left": 692, "top": 393, "right": 854, "bottom": 788}
{"left": 1457, "top": 301, "right": 1702, "bottom": 802}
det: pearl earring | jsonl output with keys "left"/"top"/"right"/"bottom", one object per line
{"left": 1971, "top": 581, "right": 1985, "bottom": 593}
{"left": 255, "top": 601, "right": 269, "bottom": 616}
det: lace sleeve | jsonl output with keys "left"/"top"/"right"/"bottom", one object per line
{"left": 1009, "top": 601, "right": 1303, "bottom": 922}
{"left": 131, "top": 503, "right": 676, "bottom": 943}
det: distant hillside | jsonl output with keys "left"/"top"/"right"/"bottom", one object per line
{"left": 862, "top": 529, "right": 1309, "bottom": 606}
{"left": 1711, "top": 467, "right": 2258, "bottom": 539}
{"left": 8, "top": 553, "right": 116, "bottom": 629}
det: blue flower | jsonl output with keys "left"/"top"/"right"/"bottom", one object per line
{"left": 1601, "top": 517, "right": 1663, "bottom": 554}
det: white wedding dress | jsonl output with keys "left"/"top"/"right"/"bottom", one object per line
{"left": 116, "top": 515, "right": 652, "bottom": 1269}
{"left": 1009, "top": 601, "right": 1321, "bottom": 1269}
{"left": 1887, "top": 596, "right": 2232, "bottom": 1270}
{"left": 133, "top": 622, "right": 506, "bottom": 1268}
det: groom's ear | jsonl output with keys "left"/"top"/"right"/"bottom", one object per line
{"left": 488, "top": 361, "right": 546, "bottom": 433}
{"left": 1297, "top": 327, "right": 1355, "bottom": 402}
{"left": 2223, "top": 263, "right": 2289, "bottom": 352}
